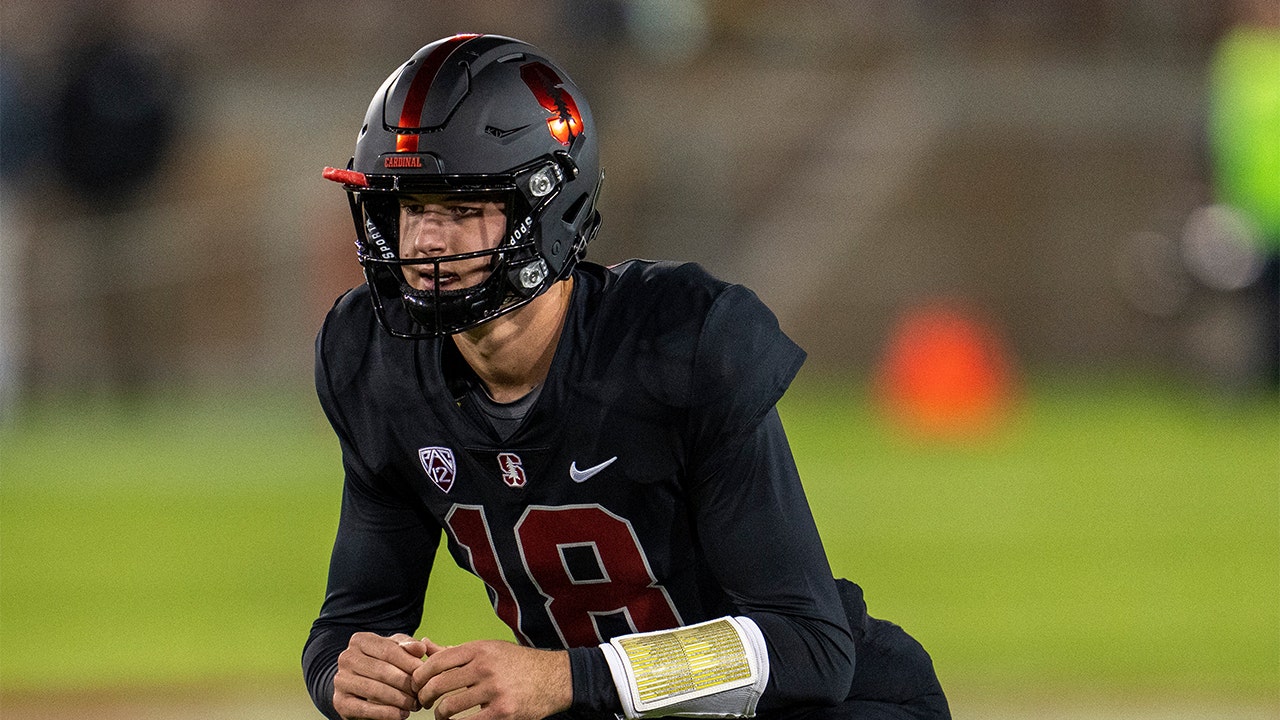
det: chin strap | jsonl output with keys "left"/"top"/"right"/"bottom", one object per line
{"left": 599, "top": 616, "right": 770, "bottom": 718}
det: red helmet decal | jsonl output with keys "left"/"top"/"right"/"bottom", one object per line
{"left": 395, "top": 33, "right": 480, "bottom": 153}
{"left": 520, "top": 62, "right": 583, "bottom": 146}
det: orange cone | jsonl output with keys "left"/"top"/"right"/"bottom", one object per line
{"left": 874, "top": 300, "right": 1017, "bottom": 439}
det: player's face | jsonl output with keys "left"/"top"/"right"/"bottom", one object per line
{"left": 398, "top": 193, "right": 508, "bottom": 291}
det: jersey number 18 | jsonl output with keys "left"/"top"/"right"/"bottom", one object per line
{"left": 445, "top": 504, "right": 683, "bottom": 647}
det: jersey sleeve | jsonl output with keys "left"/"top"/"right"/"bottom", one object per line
{"left": 686, "top": 283, "right": 807, "bottom": 471}
{"left": 302, "top": 303, "right": 443, "bottom": 720}
{"left": 688, "top": 407, "right": 856, "bottom": 711}
{"left": 684, "top": 286, "right": 856, "bottom": 710}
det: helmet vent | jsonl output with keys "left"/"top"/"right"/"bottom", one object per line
{"left": 496, "top": 52, "right": 526, "bottom": 63}
{"left": 561, "top": 193, "right": 589, "bottom": 226}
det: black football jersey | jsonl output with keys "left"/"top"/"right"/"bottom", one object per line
{"left": 304, "top": 261, "right": 856, "bottom": 717}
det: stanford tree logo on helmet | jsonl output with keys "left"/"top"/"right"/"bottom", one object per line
{"left": 322, "top": 34, "right": 603, "bottom": 338}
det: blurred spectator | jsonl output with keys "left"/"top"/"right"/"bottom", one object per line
{"left": 0, "top": 58, "right": 46, "bottom": 418}
{"left": 0, "top": 60, "right": 44, "bottom": 181}
{"left": 48, "top": 15, "right": 183, "bottom": 393}
{"left": 1206, "top": 0, "right": 1280, "bottom": 388}
{"left": 53, "top": 32, "right": 180, "bottom": 209}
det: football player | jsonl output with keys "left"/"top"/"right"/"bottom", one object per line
{"left": 303, "top": 34, "right": 949, "bottom": 720}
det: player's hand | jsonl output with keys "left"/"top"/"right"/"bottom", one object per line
{"left": 333, "top": 632, "right": 427, "bottom": 720}
{"left": 413, "top": 637, "right": 572, "bottom": 720}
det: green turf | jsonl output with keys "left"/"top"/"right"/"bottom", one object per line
{"left": 1, "top": 377, "right": 1276, "bottom": 699}
{"left": 783, "top": 377, "right": 1279, "bottom": 698}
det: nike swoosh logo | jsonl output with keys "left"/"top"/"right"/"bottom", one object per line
{"left": 569, "top": 456, "right": 617, "bottom": 483}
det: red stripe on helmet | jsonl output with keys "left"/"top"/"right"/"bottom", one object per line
{"left": 396, "top": 33, "right": 480, "bottom": 153}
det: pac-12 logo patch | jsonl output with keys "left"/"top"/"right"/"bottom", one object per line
{"left": 419, "top": 447, "right": 457, "bottom": 493}
{"left": 497, "top": 452, "right": 527, "bottom": 488}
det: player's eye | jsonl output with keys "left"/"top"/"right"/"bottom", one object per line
{"left": 449, "top": 205, "right": 484, "bottom": 219}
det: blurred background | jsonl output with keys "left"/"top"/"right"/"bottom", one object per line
{"left": 2, "top": 0, "right": 1278, "bottom": 397}
{"left": 1, "top": 1, "right": 1276, "bottom": 719}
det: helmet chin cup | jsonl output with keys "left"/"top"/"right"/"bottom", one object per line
{"left": 399, "top": 277, "right": 505, "bottom": 336}
{"left": 327, "top": 34, "right": 602, "bottom": 338}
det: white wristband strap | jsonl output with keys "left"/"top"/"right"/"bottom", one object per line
{"left": 599, "top": 616, "right": 770, "bottom": 718}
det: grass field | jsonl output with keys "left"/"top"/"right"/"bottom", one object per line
{"left": 1, "top": 375, "right": 1277, "bottom": 717}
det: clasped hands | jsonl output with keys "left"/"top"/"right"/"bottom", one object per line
{"left": 333, "top": 632, "right": 573, "bottom": 720}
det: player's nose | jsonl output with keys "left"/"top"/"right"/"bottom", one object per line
{"left": 403, "top": 219, "right": 450, "bottom": 257}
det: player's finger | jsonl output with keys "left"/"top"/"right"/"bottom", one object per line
{"left": 333, "top": 690, "right": 412, "bottom": 720}
{"left": 389, "top": 632, "right": 428, "bottom": 657}
{"left": 344, "top": 641, "right": 407, "bottom": 671}
{"left": 430, "top": 686, "right": 485, "bottom": 720}
{"left": 422, "top": 636, "right": 448, "bottom": 655}
{"left": 337, "top": 644, "right": 421, "bottom": 707}
{"left": 397, "top": 637, "right": 427, "bottom": 661}
{"left": 418, "top": 641, "right": 472, "bottom": 679}
{"left": 416, "top": 663, "right": 478, "bottom": 710}
{"left": 340, "top": 647, "right": 415, "bottom": 692}
{"left": 334, "top": 667, "right": 419, "bottom": 711}
{"left": 354, "top": 633, "right": 429, "bottom": 677}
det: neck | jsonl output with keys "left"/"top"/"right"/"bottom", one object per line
{"left": 451, "top": 277, "right": 574, "bottom": 403}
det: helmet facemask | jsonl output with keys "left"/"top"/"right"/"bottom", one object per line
{"left": 347, "top": 157, "right": 569, "bottom": 337}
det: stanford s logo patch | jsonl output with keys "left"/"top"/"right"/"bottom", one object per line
{"left": 497, "top": 452, "right": 527, "bottom": 488}
{"left": 419, "top": 446, "right": 457, "bottom": 493}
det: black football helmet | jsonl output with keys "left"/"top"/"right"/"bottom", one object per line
{"left": 324, "top": 34, "right": 602, "bottom": 337}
